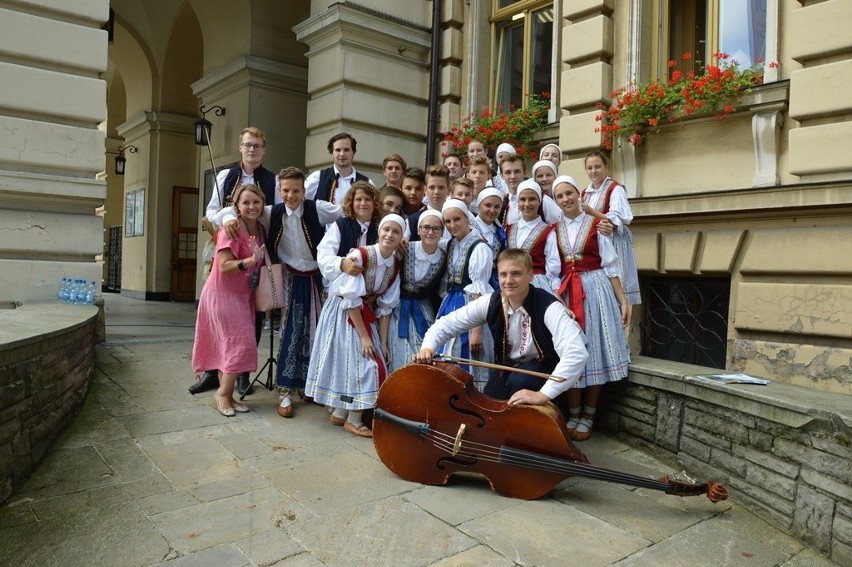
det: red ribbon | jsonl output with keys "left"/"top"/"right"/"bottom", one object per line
{"left": 558, "top": 270, "right": 585, "bottom": 331}
{"left": 347, "top": 302, "right": 387, "bottom": 386}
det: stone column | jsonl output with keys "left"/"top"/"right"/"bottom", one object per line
{"left": 294, "top": 2, "right": 431, "bottom": 177}
{"left": 0, "top": 1, "right": 109, "bottom": 301}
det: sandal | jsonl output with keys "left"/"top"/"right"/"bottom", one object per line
{"left": 343, "top": 421, "right": 373, "bottom": 438}
{"left": 329, "top": 414, "right": 345, "bottom": 426}
{"left": 570, "top": 412, "right": 595, "bottom": 441}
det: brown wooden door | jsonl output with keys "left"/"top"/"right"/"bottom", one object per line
{"left": 171, "top": 186, "right": 199, "bottom": 301}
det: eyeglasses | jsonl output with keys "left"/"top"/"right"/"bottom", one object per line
{"left": 240, "top": 143, "right": 264, "bottom": 150}
{"left": 419, "top": 225, "right": 443, "bottom": 234}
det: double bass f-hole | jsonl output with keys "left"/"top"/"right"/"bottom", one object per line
{"left": 448, "top": 394, "right": 486, "bottom": 427}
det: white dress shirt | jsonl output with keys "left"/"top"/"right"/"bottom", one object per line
{"left": 421, "top": 293, "right": 588, "bottom": 398}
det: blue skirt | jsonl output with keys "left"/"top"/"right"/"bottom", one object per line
{"left": 435, "top": 290, "right": 494, "bottom": 392}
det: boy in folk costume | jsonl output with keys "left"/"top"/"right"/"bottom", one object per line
{"left": 305, "top": 132, "right": 373, "bottom": 205}
{"left": 416, "top": 249, "right": 587, "bottom": 408}
{"left": 218, "top": 167, "right": 342, "bottom": 417}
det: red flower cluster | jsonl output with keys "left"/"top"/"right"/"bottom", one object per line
{"left": 596, "top": 53, "right": 774, "bottom": 150}
{"left": 442, "top": 93, "right": 551, "bottom": 160}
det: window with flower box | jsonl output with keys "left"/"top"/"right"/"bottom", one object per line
{"left": 491, "top": 1, "right": 555, "bottom": 111}
{"left": 652, "top": 0, "right": 768, "bottom": 80}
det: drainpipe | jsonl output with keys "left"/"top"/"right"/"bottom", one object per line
{"left": 425, "top": 0, "right": 442, "bottom": 167}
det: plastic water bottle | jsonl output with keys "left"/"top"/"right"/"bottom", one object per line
{"left": 68, "top": 279, "right": 80, "bottom": 304}
{"left": 85, "top": 281, "right": 97, "bottom": 305}
{"left": 58, "top": 278, "right": 67, "bottom": 303}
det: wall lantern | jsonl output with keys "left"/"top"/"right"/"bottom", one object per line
{"left": 114, "top": 145, "right": 138, "bottom": 176}
{"left": 194, "top": 105, "right": 226, "bottom": 146}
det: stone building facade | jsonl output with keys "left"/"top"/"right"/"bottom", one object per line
{"left": 1, "top": 0, "right": 850, "bottom": 560}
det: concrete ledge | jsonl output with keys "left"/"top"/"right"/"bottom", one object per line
{"left": 0, "top": 301, "right": 99, "bottom": 504}
{"left": 600, "top": 356, "right": 852, "bottom": 564}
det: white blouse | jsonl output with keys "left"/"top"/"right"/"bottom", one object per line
{"left": 583, "top": 177, "right": 634, "bottom": 227}
{"left": 331, "top": 244, "right": 400, "bottom": 317}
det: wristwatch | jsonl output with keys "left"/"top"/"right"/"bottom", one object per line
{"left": 237, "top": 260, "right": 247, "bottom": 271}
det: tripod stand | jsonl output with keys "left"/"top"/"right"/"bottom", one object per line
{"left": 241, "top": 311, "right": 277, "bottom": 401}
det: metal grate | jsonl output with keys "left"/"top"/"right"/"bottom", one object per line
{"left": 107, "top": 225, "right": 122, "bottom": 291}
{"left": 640, "top": 277, "right": 730, "bottom": 369}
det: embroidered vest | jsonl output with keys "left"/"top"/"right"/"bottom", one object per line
{"left": 555, "top": 215, "right": 603, "bottom": 275}
{"left": 358, "top": 246, "right": 400, "bottom": 298}
{"left": 222, "top": 164, "right": 277, "bottom": 208}
{"left": 581, "top": 178, "right": 621, "bottom": 214}
{"left": 445, "top": 235, "right": 485, "bottom": 291}
{"left": 486, "top": 288, "right": 560, "bottom": 370}
{"left": 316, "top": 167, "right": 369, "bottom": 203}
{"left": 336, "top": 217, "right": 378, "bottom": 257}
{"left": 506, "top": 221, "right": 553, "bottom": 275}
{"left": 400, "top": 244, "right": 446, "bottom": 300}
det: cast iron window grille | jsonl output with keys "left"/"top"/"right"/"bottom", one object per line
{"left": 640, "top": 277, "right": 730, "bottom": 369}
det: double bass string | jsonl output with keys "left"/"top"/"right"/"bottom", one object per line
{"left": 418, "top": 424, "right": 679, "bottom": 493}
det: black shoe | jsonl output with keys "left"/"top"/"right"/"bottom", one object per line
{"left": 237, "top": 373, "right": 254, "bottom": 396}
{"left": 188, "top": 370, "right": 219, "bottom": 395}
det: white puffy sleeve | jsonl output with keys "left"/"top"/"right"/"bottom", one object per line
{"left": 317, "top": 222, "right": 344, "bottom": 283}
{"left": 544, "top": 229, "right": 562, "bottom": 291}
{"left": 330, "top": 249, "right": 366, "bottom": 309}
{"left": 598, "top": 232, "right": 620, "bottom": 279}
{"left": 463, "top": 242, "right": 495, "bottom": 296}
{"left": 606, "top": 183, "right": 634, "bottom": 227}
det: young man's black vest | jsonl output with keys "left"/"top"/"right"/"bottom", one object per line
{"left": 407, "top": 209, "right": 424, "bottom": 242}
{"left": 221, "top": 164, "right": 277, "bottom": 207}
{"left": 315, "top": 167, "right": 370, "bottom": 202}
{"left": 486, "top": 286, "right": 560, "bottom": 372}
{"left": 336, "top": 217, "right": 378, "bottom": 256}
{"left": 266, "top": 200, "right": 326, "bottom": 263}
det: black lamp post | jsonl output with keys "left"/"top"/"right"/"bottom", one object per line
{"left": 194, "top": 105, "right": 226, "bottom": 146}
{"left": 114, "top": 145, "right": 137, "bottom": 176}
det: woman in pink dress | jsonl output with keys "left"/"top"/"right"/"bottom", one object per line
{"left": 192, "top": 184, "right": 267, "bottom": 417}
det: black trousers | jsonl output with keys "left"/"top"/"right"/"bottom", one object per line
{"left": 483, "top": 360, "right": 569, "bottom": 415}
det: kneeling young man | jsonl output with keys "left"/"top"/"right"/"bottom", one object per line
{"left": 414, "top": 249, "right": 587, "bottom": 407}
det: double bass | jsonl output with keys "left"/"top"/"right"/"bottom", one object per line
{"left": 373, "top": 362, "right": 727, "bottom": 502}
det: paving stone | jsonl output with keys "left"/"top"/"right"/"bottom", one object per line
{"left": 270, "top": 552, "right": 325, "bottom": 566}
{"left": 149, "top": 543, "right": 252, "bottom": 567}
{"left": 0, "top": 502, "right": 169, "bottom": 567}
{"left": 150, "top": 487, "right": 304, "bottom": 554}
{"left": 263, "top": 446, "right": 415, "bottom": 514}
{"left": 29, "top": 473, "right": 172, "bottom": 520}
{"left": 137, "top": 437, "right": 248, "bottom": 490}
{"left": 55, "top": 399, "right": 132, "bottom": 449}
{"left": 403, "top": 480, "right": 521, "bottom": 526}
{"left": 187, "top": 469, "right": 273, "bottom": 503}
{"left": 118, "top": 406, "right": 240, "bottom": 437}
{"left": 95, "top": 437, "right": 159, "bottom": 482}
{"left": 246, "top": 437, "right": 356, "bottom": 474}
{"left": 429, "top": 545, "right": 517, "bottom": 566}
{"left": 287, "top": 495, "right": 476, "bottom": 567}
{"left": 554, "top": 478, "right": 703, "bottom": 542}
{"left": 0, "top": 501, "right": 35, "bottom": 529}
{"left": 610, "top": 520, "right": 794, "bottom": 567}
{"left": 460, "top": 498, "right": 650, "bottom": 566}
{"left": 9, "top": 445, "right": 118, "bottom": 503}
{"left": 136, "top": 489, "right": 199, "bottom": 516}
{"left": 217, "top": 431, "right": 275, "bottom": 459}
{"left": 779, "top": 547, "right": 841, "bottom": 567}
{"left": 234, "top": 527, "right": 305, "bottom": 565}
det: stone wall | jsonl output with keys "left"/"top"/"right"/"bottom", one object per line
{"left": 600, "top": 356, "right": 852, "bottom": 565}
{"left": 0, "top": 304, "right": 98, "bottom": 504}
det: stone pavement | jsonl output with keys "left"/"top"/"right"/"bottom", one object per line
{"left": 0, "top": 294, "right": 841, "bottom": 567}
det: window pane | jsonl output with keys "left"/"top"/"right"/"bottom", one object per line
{"left": 495, "top": 21, "right": 525, "bottom": 109}
{"left": 529, "top": 7, "right": 553, "bottom": 97}
{"left": 667, "top": 0, "right": 706, "bottom": 76}
{"left": 497, "top": 0, "right": 522, "bottom": 9}
{"left": 719, "top": 0, "right": 766, "bottom": 67}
